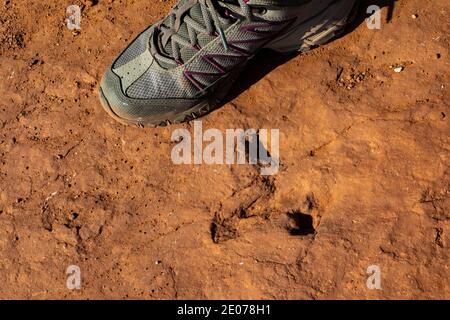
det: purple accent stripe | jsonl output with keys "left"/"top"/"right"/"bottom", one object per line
{"left": 227, "top": 35, "right": 273, "bottom": 44}
{"left": 201, "top": 55, "right": 226, "bottom": 74}
{"left": 184, "top": 70, "right": 206, "bottom": 90}
{"left": 226, "top": 43, "right": 251, "bottom": 56}
{"left": 192, "top": 43, "right": 202, "bottom": 51}
{"left": 203, "top": 52, "right": 243, "bottom": 60}
{"left": 183, "top": 18, "right": 296, "bottom": 92}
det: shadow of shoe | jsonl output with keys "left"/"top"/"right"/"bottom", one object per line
{"left": 220, "top": 0, "right": 397, "bottom": 108}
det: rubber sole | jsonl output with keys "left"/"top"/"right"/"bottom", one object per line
{"left": 99, "top": 1, "right": 358, "bottom": 128}
{"left": 100, "top": 86, "right": 212, "bottom": 127}
{"left": 100, "top": 61, "right": 243, "bottom": 127}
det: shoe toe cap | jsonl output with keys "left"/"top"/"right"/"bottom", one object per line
{"left": 99, "top": 67, "right": 202, "bottom": 125}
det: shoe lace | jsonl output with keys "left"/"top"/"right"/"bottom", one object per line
{"left": 151, "top": 0, "right": 252, "bottom": 66}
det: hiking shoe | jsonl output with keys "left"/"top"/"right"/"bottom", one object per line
{"left": 100, "top": 0, "right": 357, "bottom": 127}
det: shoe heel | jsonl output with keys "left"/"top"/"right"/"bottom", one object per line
{"left": 264, "top": 0, "right": 357, "bottom": 54}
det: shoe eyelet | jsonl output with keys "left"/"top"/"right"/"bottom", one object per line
{"left": 252, "top": 7, "right": 267, "bottom": 15}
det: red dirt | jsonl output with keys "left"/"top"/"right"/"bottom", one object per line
{"left": 0, "top": 0, "right": 449, "bottom": 299}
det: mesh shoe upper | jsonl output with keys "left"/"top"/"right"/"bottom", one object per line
{"left": 110, "top": 0, "right": 314, "bottom": 100}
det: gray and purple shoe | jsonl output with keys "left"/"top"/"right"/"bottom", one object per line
{"left": 100, "top": 0, "right": 357, "bottom": 127}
